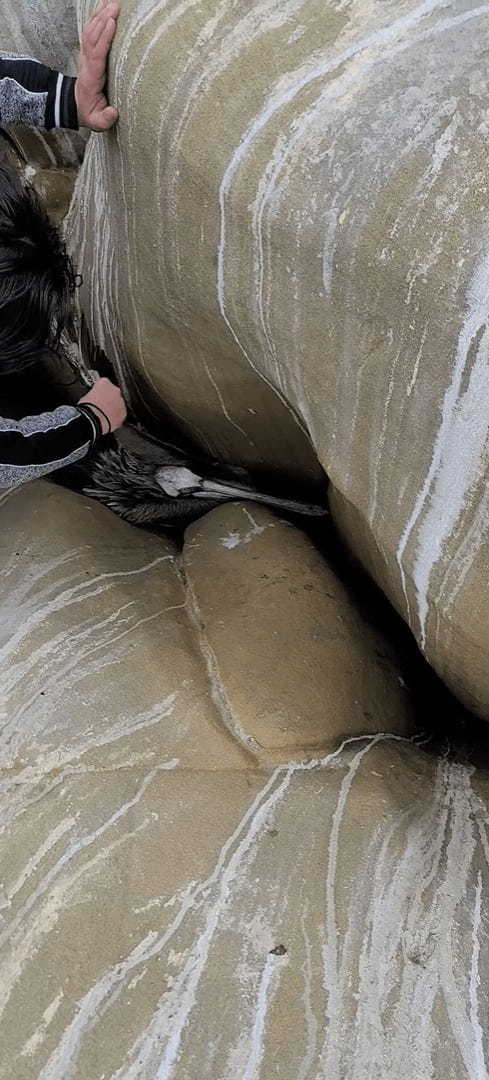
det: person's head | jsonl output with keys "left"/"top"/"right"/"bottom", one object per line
{"left": 0, "top": 166, "right": 77, "bottom": 375}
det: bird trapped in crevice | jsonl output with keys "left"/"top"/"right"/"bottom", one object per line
{"left": 52, "top": 331, "right": 328, "bottom": 530}
{"left": 80, "top": 432, "right": 328, "bottom": 529}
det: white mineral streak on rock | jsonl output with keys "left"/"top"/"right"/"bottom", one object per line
{"left": 36, "top": 769, "right": 289, "bottom": 1079}
{"left": 20, "top": 991, "right": 64, "bottom": 1058}
{"left": 3, "top": 818, "right": 75, "bottom": 905}
{"left": 322, "top": 738, "right": 384, "bottom": 1048}
{"left": 68, "top": 137, "right": 129, "bottom": 405}
{"left": 220, "top": 509, "right": 274, "bottom": 549}
{"left": 321, "top": 206, "right": 340, "bottom": 298}
{"left": 202, "top": 360, "right": 250, "bottom": 441}
{"left": 0, "top": 600, "right": 170, "bottom": 765}
{"left": 241, "top": 953, "right": 288, "bottom": 1080}
{"left": 319, "top": 758, "right": 489, "bottom": 1079}
{"left": 288, "top": 23, "right": 305, "bottom": 43}
{"left": 221, "top": 531, "right": 242, "bottom": 549}
{"left": 0, "top": 764, "right": 178, "bottom": 1021}
{"left": 396, "top": 249, "right": 489, "bottom": 649}
{"left": 185, "top": 578, "right": 261, "bottom": 753}
{"left": 406, "top": 321, "right": 429, "bottom": 397}
{"left": 219, "top": 0, "right": 488, "bottom": 445}
{"left": 429, "top": 110, "right": 461, "bottom": 182}
{"left": 0, "top": 698, "right": 177, "bottom": 805}
{"left": 469, "top": 872, "right": 487, "bottom": 1080}
{"left": 152, "top": 0, "right": 308, "bottom": 441}
{"left": 432, "top": 465, "right": 489, "bottom": 646}
{"left": 298, "top": 906, "right": 319, "bottom": 1080}
{"left": 4, "top": 733, "right": 488, "bottom": 1076}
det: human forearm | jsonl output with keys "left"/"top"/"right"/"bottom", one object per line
{"left": 0, "top": 403, "right": 101, "bottom": 490}
{"left": 0, "top": 1, "right": 120, "bottom": 133}
{"left": 0, "top": 55, "right": 78, "bottom": 129}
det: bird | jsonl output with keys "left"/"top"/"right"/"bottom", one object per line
{"left": 81, "top": 427, "right": 328, "bottom": 529}
{"left": 59, "top": 331, "right": 328, "bottom": 529}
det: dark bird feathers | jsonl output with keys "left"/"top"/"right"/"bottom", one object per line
{"left": 81, "top": 438, "right": 328, "bottom": 529}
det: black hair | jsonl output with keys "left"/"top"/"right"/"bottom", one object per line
{"left": 0, "top": 165, "right": 78, "bottom": 375}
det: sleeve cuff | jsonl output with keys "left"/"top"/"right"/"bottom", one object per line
{"left": 75, "top": 404, "right": 103, "bottom": 445}
{"left": 45, "top": 71, "right": 79, "bottom": 130}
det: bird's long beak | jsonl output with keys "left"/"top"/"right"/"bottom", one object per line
{"left": 154, "top": 465, "right": 327, "bottom": 517}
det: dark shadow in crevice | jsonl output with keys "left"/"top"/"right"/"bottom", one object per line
{"left": 303, "top": 510, "right": 489, "bottom": 771}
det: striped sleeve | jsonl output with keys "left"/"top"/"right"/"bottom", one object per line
{"left": 0, "top": 404, "right": 102, "bottom": 490}
{"left": 0, "top": 55, "right": 78, "bottom": 129}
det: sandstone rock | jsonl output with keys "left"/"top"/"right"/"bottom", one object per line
{"left": 66, "top": 0, "right": 489, "bottom": 716}
{"left": 0, "top": 125, "right": 85, "bottom": 224}
{"left": 183, "top": 503, "right": 414, "bottom": 757}
{"left": 329, "top": 482, "right": 489, "bottom": 723}
{"left": 0, "top": 481, "right": 249, "bottom": 776}
{"left": 3, "top": 0, "right": 489, "bottom": 1074}
{"left": 1, "top": 715, "right": 488, "bottom": 1078}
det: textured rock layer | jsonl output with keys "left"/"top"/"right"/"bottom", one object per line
{"left": 2, "top": 0, "right": 489, "bottom": 1074}
{"left": 184, "top": 502, "right": 414, "bottom": 754}
{"left": 1, "top": 482, "right": 488, "bottom": 1077}
{"left": 67, "top": 0, "right": 489, "bottom": 716}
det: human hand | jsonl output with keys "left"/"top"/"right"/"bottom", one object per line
{"left": 75, "top": 1, "right": 120, "bottom": 131}
{"left": 78, "top": 377, "right": 127, "bottom": 434}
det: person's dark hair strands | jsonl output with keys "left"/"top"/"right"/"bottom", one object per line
{"left": 0, "top": 165, "right": 77, "bottom": 374}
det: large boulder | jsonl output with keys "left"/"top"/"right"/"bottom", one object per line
{"left": 184, "top": 503, "right": 413, "bottom": 755}
{"left": 1, "top": 482, "right": 488, "bottom": 1078}
{"left": 67, "top": 0, "right": 489, "bottom": 716}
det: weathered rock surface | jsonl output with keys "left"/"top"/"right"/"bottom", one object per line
{"left": 2, "top": 0, "right": 489, "bottom": 1075}
{"left": 0, "top": 126, "right": 85, "bottom": 223}
{"left": 184, "top": 503, "right": 414, "bottom": 756}
{"left": 2, "top": 0, "right": 78, "bottom": 72}
{"left": 67, "top": 0, "right": 489, "bottom": 717}
{"left": 1, "top": 1, "right": 84, "bottom": 221}
{"left": 0, "top": 483, "right": 252, "bottom": 776}
{"left": 1, "top": 482, "right": 488, "bottom": 1076}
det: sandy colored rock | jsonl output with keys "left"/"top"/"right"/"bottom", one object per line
{"left": 3, "top": 0, "right": 489, "bottom": 1075}
{"left": 329, "top": 482, "right": 489, "bottom": 720}
{"left": 66, "top": 0, "right": 489, "bottom": 716}
{"left": 183, "top": 503, "right": 413, "bottom": 756}
{"left": 0, "top": 482, "right": 249, "bottom": 776}
{"left": 1, "top": 730, "right": 489, "bottom": 1079}
{"left": 0, "top": 126, "right": 85, "bottom": 224}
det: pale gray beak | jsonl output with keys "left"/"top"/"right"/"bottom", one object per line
{"left": 155, "top": 465, "right": 327, "bottom": 516}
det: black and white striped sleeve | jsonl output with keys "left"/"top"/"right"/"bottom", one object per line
{"left": 0, "top": 55, "right": 78, "bottom": 130}
{"left": 0, "top": 404, "right": 102, "bottom": 490}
